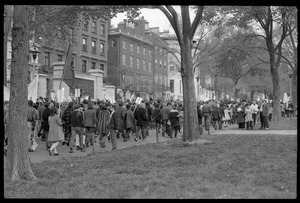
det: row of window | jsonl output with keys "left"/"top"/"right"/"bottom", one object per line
{"left": 81, "top": 59, "right": 105, "bottom": 73}
{"left": 122, "top": 54, "right": 167, "bottom": 71}
{"left": 82, "top": 36, "right": 105, "bottom": 56}
{"left": 82, "top": 18, "right": 106, "bottom": 36}
{"left": 122, "top": 40, "right": 167, "bottom": 56}
{"left": 154, "top": 74, "right": 168, "bottom": 87}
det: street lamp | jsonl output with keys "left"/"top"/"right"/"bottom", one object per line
{"left": 29, "top": 42, "right": 40, "bottom": 81}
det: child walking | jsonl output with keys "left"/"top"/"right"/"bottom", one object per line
{"left": 48, "top": 107, "right": 64, "bottom": 156}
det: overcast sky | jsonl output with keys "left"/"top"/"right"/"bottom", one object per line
{"left": 111, "top": 7, "right": 196, "bottom": 34}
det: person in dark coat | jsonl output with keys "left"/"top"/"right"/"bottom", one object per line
{"left": 197, "top": 103, "right": 203, "bottom": 135}
{"left": 134, "top": 103, "right": 149, "bottom": 140}
{"left": 211, "top": 104, "right": 221, "bottom": 130}
{"left": 69, "top": 104, "right": 85, "bottom": 153}
{"left": 153, "top": 103, "right": 162, "bottom": 133}
{"left": 96, "top": 104, "right": 111, "bottom": 147}
{"left": 236, "top": 105, "right": 245, "bottom": 130}
{"left": 169, "top": 106, "right": 180, "bottom": 138}
{"left": 114, "top": 101, "right": 126, "bottom": 139}
{"left": 123, "top": 103, "right": 135, "bottom": 142}
{"left": 145, "top": 102, "right": 153, "bottom": 137}
{"left": 84, "top": 103, "right": 97, "bottom": 147}
{"left": 62, "top": 101, "right": 73, "bottom": 146}
{"left": 41, "top": 102, "right": 52, "bottom": 150}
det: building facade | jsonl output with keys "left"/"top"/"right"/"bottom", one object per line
{"left": 108, "top": 17, "right": 169, "bottom": 101}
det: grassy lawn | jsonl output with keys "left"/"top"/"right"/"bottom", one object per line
{"left": 4, "top": 131, "right": 297, "bottom": 198}
{"left": 268, "top": 118, "right": 297, "bottom": 130}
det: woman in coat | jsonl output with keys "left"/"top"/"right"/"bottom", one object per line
{"left": 236, "top": 105, "right": 245, "bottom": 130}
{"left": 123, "top": 103, "right": 135, "bottom": 142}
{"left": 48, "top": 107, "right": 64, "bottom": 156}
{"left": 134, "top": 103, "right": 149, "bottom": 140}
{"left": 169, "top": 106, "right": 180, "bottom": 138}
{"left": 84, "top": 103, "right": 98, "bottom": 147}
{"left": 96, "top": 104, "right": 111, "bottom": 148}
{"left": 244, "top": 104, "right": 253, "bottom": 130}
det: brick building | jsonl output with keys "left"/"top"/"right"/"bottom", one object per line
{"left": 32, "top": 14, "right": 112, "bottom": 100}
{"left": 107, "top": 17, "right": 169, "bottom": 101}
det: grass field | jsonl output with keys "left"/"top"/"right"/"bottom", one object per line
{"left": 4, "top": 130, "right": 297, "bottom": 198}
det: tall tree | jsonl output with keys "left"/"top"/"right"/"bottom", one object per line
{"left": 6, "top": 5, "right": 36, "bottom": 181}
{"left": 151, "top": 6, "right": 204, "bottom": 141}
{"left": 4, "top": 5, "right": 13, "bottom": 87}
{"left": 220, "top": 6, "right": 296, "bottom": 121}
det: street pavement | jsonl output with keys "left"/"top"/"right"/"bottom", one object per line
{"left": 28, "top": 121, "right": 297, "bottom": 164}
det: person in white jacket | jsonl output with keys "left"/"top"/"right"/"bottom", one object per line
{"left": 250, "top": 101, "right": 259, "bottom": 126}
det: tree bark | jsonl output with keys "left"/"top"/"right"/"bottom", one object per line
{"left": 181, "top": 36, "right": 200, "bottom": 142}
{"left": 6, "top": 5, "right": 36, "bottom": 181}
{"left": 234, "top": 88, "right": 240, "bottom": 100}
{"left": 291, "top": 73, "right": 297, "bottom": 107}
{"left": 4, "top": 5, "right": 13, "bottom": 87}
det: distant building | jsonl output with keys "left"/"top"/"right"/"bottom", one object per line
{"left": 108, "top": 17, "right": 169, "bottom": 101}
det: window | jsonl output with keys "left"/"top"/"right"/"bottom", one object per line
{"left": 57, "top": 54, "right": 62, "bottom": 62}
{"left": 159, "top": 61, "right": 162, "bottom": 69}
{"left": 91, "top": 62, "right": 96, "bottom": 70}
{"left": 164, "top": 61, "right": 167, "bottom": 70}
{"left": 111, "top": 40, "right": 117, "bottom": 47}
{"left": 137, "top": 45, "right": 140, "bottom": 53}
{"left": 100, "top": 42, "right": 105, "bottom": 56}
{"left": 170, "top": 65, "right": 174, "bottom": 72}
{"left": 143, "top": 47, "right": 145, "bottom": 55}
{"left": 130, "top": 55, "right": 133, "bottom": 67}
{"left": 137, "top": 58, "right": 140, "bottom": 69}
{"left": 149, "top": 49, "right": 152, "bottom": 56}
{"left": 130, "top": 43, "right": 133, "bottom": 51}
{"left": 92, "top": 21, "right": 97, "bottom": 33}
{"left": 82, "top": 60, "right": 87, "bottom": 73}
{"left": 82, "top": 38, "right": 87, "bottom": 52}
{"left": 100, "top": 24, "right": 105, "bottom": 36}
{"left": 100, "top": 64, "right": 104, "bottom": 71}
{"left": 170, "top": 80, "right": 174, "bottom": 93}
{"left": 155, "top": 75, "right": 158, "bottom": 83}
{"left": 149, "top": 61, "right": 152, "bottom": 72}
{"left": 159, "top": 74, "right": 162, "bottom": 85}
{"left": 123, "top": 53, "right": 126, "bottom": 65}
{"left": 143, "top": 59, "right": 146, "bottom": 70}
{"left": 83, "top": 19, "right": 89, "bottom": 31}
{"left": 155, "top": 59, "right": 157, "bottom": 68}
{"left": 44, "top": 52, "right": 50, "bottom": 66}
{"left": 123, "top": 40, "right": 126, "bottom": 49}
{"left": 92, "top": 40, "right": 96, "bottom": 54}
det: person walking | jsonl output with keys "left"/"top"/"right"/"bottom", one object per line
{"left": 96, "top": 103, "right": 111, "bottom": 148}
{"left": 245, "top": 104, "right": 253, "bottom": 130}
{"left": 145, "top": 102, "right": 153, "bottom": 137}
{"left": 261, "top": 100, "right": 269, "bottom": 130}
{"left": 197, "top": 103, "right": 203, "bottom": 136}
{"left": 258, "top": 102, "right": 265, "bottom": 129}
{"left": 153, "top": 103, "right": 162, "bottom": 134}
{"left": 250, "top": 101, "right": 259, "bottom": 126}
{"left": 41, "top": 102, "right": 52, "bottom": 150}
{"left": 268, "top": 103, "right": 273, "bottom": 122}
{"left": 160, "top": 102, "right": 172, "bottom": 137}
{"left": 47, "top": 107, "right": 64, "bottom": 156}
{"left": 236, "top": 105, "right": 245, "bottom": 130}
{"left": 84, "top": 103, "right": 97, "bottom": 147}
{"left": 211, "top": 103, "right": 221, "bottom": 130}
{"left": 169, "top": 105, "right": 180, "bottom": 138}
{"left": 27, "top": 100, "right": 38, "bottom": 151}
{"left": 114, "top": 101, "right": 126, "bottom": 140}
{"left": 62, "top": 101, "right": 73, "bottom": 146}
{"left": 134, "top": 103, "right": 149, "bottom": 141}
{"left": 280, "top": 102, "right": 286, "bottom": 119}
{"left": 123, "top": 103, "right": 135, "bottom": 142}
{"left": 69, "top": 104, "right": 85, "bottom": 153}
{"left": 202, "top": 101, "right": 212, "bottom": 133}
{"left": 222, "top": 105, "right": 231, "bottom": 127}
{"left": 106, "top": 104, "right": 117, "bottom": 150}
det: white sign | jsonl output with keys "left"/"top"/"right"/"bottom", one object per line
{"left": 136, "top": 97, "right": 143, "bottom": 104}
{"left": 75, "top": 88, "right": 80, "bottom": 98}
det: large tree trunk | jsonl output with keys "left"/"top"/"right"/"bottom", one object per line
{"left": 6, "top": 5, "right": 36, "bottom": 181}
{"left": 4, "top": 5, "right": 13, "bottom": 87}
{"left": 234, "top": 88, "right": 240, "bottom": 101}
{"left": 270, "top": 54, "right": 282, "bottom": 122}
{"left": 181, "top": 36, "right": 200, "bottom": 142}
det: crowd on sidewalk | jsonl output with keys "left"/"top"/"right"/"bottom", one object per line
{"left": 3, "top": 96, "right": 296, "bottom": 157}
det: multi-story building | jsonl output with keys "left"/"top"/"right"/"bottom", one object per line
{"left": 34, "top": 14, "right": 111, "bottom": 99}
{"left": 108, "top": 17, "right": 169, "bottom": 101}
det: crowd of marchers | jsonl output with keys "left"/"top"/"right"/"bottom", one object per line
{"left": 3, "top": 97, "right": 296, "bottom": 156}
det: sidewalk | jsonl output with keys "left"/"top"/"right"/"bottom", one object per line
{"left": 29, "top": 120, "right": 297, "bottom": 164}
{"left": 29, "top": 129, "right": 174, "bottom": 164}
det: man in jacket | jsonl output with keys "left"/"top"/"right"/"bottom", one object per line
{"left": 261, "top": 100, "right": 269, "bottom": 130}
{"left": 201, "top": 101, "right": 212, "bottom": 133}
{"left": 160, "top": 102, "right": 172, "bottom": 137}
{"left": 69, "top": 104, "right": 85, "bottom": 153}
{"left": 62, "top": 101, "right": 73, "bottom": 146}
{"left": 114, "top": 101, "right": 126, "bottom": 140}
{"left": 134, "top": 103, "right": 149, "bottom": 140}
